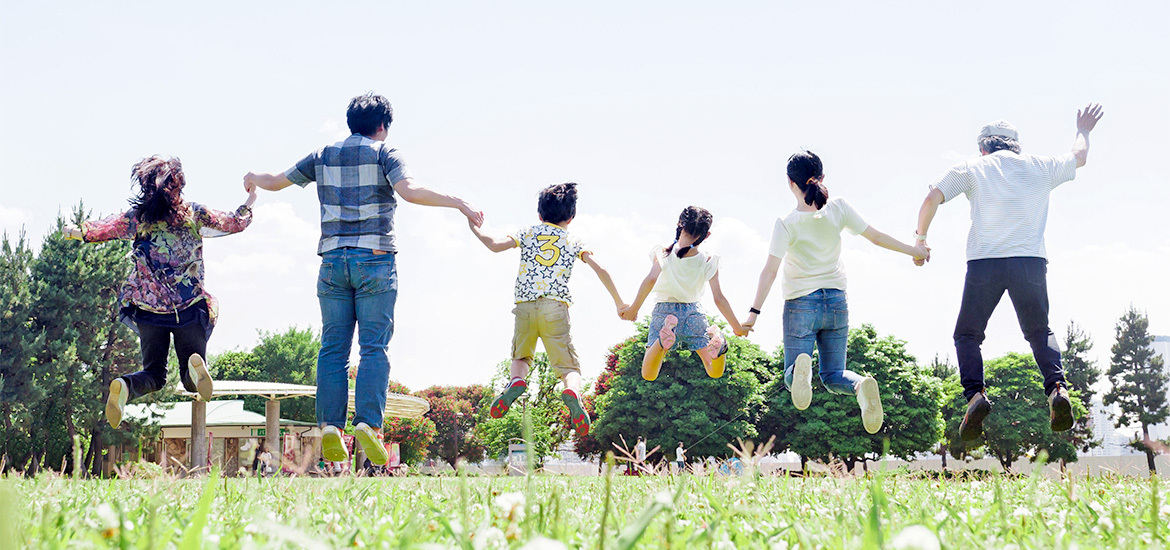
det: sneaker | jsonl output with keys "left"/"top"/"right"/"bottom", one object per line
{"left": 1048, "top": 383, "right": 1074, "bottom": 432}
{"left": 489, "top": 378, "right": 528, "bottom": 418}
{"left": 701, "top": 327, "right": 729, "bottom": 379}
{"left": 856, "top": 376, "right": 884, "bottom": 434}
{"left": 790, "top": 353, "right": 814, "bottom": 411}
{"left": 189, "top": 353, "right": 213, "bottom": 401}
{"left": 658, "top": 314, "right": 679, "bottom": 350}
{"left": 321, "top": 425, "right": 349, "bottom": 462}
{"left": 355, "top": 422, "right": 389, "bottom": 466}
{"left": 561, "top": 389, "right": 591, "bottom": 437}
{"left": 959, "top": 391, "right": 992, "bottom": 442}
{"left": 106, "top": 378, "right": 128, "bottom": 428}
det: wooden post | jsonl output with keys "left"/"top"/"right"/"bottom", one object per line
{"left": 266, "top": 399, "right": 281, "bottom": 473}
{"left": 190, "top": 400, "right": 207, "bottom": 476}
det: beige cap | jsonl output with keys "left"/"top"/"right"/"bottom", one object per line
{"left": 978, "top": 120, "right": 1018, "bottom": 141}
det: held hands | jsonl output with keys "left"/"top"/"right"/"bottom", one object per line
{"left": 61, "top": 224, "right": 83, "bottom": 241}
{"left": 618, "top": 304, "right": 638, "bottom": 321}
{"left": 245, "top": 187, "right": 258, "bottom": 208}
{"left": 1076, "top": 103, "right": 1104, "bottom": 134}
{"left": 242, "top": 172, "right": 260, "bottom": 193}
{"left": 737, "top": 312, "right": 758, "bottom": 337}
{"left": 460, "top": 201, "right": 485, "bottom": 228}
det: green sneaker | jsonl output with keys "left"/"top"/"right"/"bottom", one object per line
{"left": 355, "top": 422, "right": 389, "bottom": 466}
{"left": 489, "top": 379, "right": 528, "bottom": 418}
{"left": 321, "top": 425, "right": 349, "bottom": 462}
{"left": 561, "top": 390, "right": 591, "bottom": 437}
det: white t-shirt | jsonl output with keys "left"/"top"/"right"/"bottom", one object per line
{"left": 510, "top": 223, "right": 589, "bottom": 304}
{"left": 930, "top": 151, "right": 1077, "bottom": 261}
{"left": 768, "top": 197, "right": 869, "bottom": 301}
{"left": 649, "top": 245, "right": 720, "bottom": 304}
{"left": 676, "top": 447, "right": 686, "bottom": 462}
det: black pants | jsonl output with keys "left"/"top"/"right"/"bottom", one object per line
{"left": 954, "top": 257, "right": 1065, "bottom": 400}
{"left": 121, "top": 318, "right": 209, "bottom": 399}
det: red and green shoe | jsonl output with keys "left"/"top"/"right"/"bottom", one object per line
{"left": 561, "top": 389, "right": 591, "bottom": 437}
{"left": 489, "top": 379, "right": 528, "bottom": 418}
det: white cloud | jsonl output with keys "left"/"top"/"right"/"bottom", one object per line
{"left": 0, "top": 204, "right": 32, "bottom": 236}
{"left": 318, "top": 118, "right": 351, "bottom": 142}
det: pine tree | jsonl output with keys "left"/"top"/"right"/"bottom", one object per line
{"left": 1104, "top": 306, "right": 1169, "bottom": 474}
{"left": 0, "top": 230, "right": 45, "bottom": 469}
{"left": 1059, "top": 321, "right": 1101, "bottom": 458}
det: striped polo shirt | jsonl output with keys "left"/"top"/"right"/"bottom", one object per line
{"left": 931, "top": 150, "right": 1077, "bottom": 261}
{"left": 285, "top": 134, "right": 412, "bottom": 254}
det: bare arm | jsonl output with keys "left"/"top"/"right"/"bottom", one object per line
{"left": 913, "top": 188, "right": 945, "bottom": 266}
{"left": 581, "top": 251, "right": 628, "bottom": 313}
{"left": 1072, "top": 103, "right": 1104, "bottom": 168}
{"left": 394, "top": 178, "right": 484, "bottom": 227}
{"left": 620, "top": 259, "right": 662, "bottom": 321}
{"left": 860, "top": 225, "right": 929, "bottom": 261}
{"left": 243, "top": 172, "right": 296, "bottom": 192}
{"left": 708, "top": 271, "right": 742, "bottom": 334}
{"left": 467, "top": 218, "right": 517, "bottom": 253}
{"left": 742, "top": 254, "right": 782, "bottom": 332}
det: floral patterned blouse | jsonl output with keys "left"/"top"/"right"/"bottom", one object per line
{"left": 81, "top": 202, "right": 252, "bottom": 327}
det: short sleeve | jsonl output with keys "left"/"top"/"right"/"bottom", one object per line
{"left": 284, "top": 150, "right": 319, "bottom": 188}
{"left": 1043, "top": 153, "right": 1078, "bottom": 190}
{"left": 381, "top": 148, "right": 412, "bottom": 185}
{"left": 836, "top": 199, "right": 869, "bottom": 235}
{"left": 648, "top": 244, "right": 666, "bottom": 262}
{"left": 703, "top": 254, "right": 720, "bottom": 281}
{"left": 930, "top": 163, "right": 973, "bottom": 203}
{"left": 510, "top": 226, "right": 532, "bottom": 248}
{"left": 572, "top": 235, "right": 590, "bottom": 260}
{"left": 768, "top": 219, "right": 790, "bottom": 258}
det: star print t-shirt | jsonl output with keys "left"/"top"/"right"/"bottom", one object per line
{"left": 511, "top": 222, "right": 589, "bottom": 304}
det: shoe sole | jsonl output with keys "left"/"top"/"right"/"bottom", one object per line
{"left": 959, "top": 397, "right": 991, "bottom": 442}
{"left": 658, "top": 315, "right": 678, "bottom": 350}
{"left": 791, "top": 354, "right": 813, "bottom": 411}
{"left": 561, "top": 391, "right": 591, "bottom": 437}
{"left": 190, "top": 354, "right": 213, "bottom": 401}
{"left": 490, "top": 382, "right": 528, "bottom": 419}
{"left": 1050, "top": 394, "right": 1074, "bottom": 432}
{"left": 356, "top": 425, "right": 389, "bottom": 465}
{"left": 106, "top": 379, "right": 127, "bottom": 428}
{"left": 322, "top": 430, "right": 349, "bottom": 462}
{"left": 857, "top": 377, "right": 884, "bottom": 434}
{"left": 702, "top": 328, "right": 727, "bottom": 378}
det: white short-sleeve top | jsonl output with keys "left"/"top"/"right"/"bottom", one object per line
{"left": 768, "top": 197, "right": 869, "bottom": 301}
{"left": 650, "top": 244, "right": 720, "bottom": 304}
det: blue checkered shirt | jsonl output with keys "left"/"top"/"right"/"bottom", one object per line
{"left": 284, "top": 134, "right": 412, "bottom": 254}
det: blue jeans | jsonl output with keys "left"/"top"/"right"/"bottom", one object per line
{"left": 954, "top": 257, "right": 1065, "bottom": 400}
{"left": 316, "top": 248, "right": 398, "bottom": 429}
{"left": 783, "top": 289, "right": 863, "bottom": 395}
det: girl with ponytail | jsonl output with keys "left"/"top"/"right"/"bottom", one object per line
{"left": 742, "top": 151, "right": 930, "bottom": 434}
{"left": 62, "top": 155, "right": 256, "bottom": 429}
{"left": 620, "top": 206, "right": 743, "bottom": 381}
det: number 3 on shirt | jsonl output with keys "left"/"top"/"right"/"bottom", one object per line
{"left": 535, "top": 235, "right": 562, "bottom": 266}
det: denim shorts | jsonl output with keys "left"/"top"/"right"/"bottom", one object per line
{"left": 648, "top": 302, "right": 711, "bottom": 351}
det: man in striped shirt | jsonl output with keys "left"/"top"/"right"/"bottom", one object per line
{"left": 244, "top": 92, "right": 484, "bottom": 466}
{"left": 915, "top": 104, "right": 1104, "bottom": 442}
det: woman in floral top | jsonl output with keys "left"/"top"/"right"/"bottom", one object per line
{"left": 63, "top": 156, "right": 255, "bottom": 428}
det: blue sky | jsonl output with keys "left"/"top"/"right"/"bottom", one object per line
{"left": 2, "top": 1, "right": 1167, "bottom": 392}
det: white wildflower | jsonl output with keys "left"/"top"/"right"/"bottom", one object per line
{"left": 472, "top": 527, "right": 506, "bottom": 550}
{"left": 519, "top": 536, "right": 568, "bottom": 550}
{"left": 493, "top": 492, "right": 526, "bottom": 522}
{"left": 889, "top": 525, "right": 941, "bottom": 550}
{"left": 1097, "top": 515, "right": 1114, "bottom": 531}
{"left": 1012, "top": 506, "right": 1032, "bottom": 519}
{"left": 1088, "top": 501, "right": 1105, "bottom": 514}
{"left": 770, "top": 541, "right": 789, "bottom": 550}
{"left": 653, "top": 490, "right": 673, "bottom": 507}
{"left": 95, "top": 503, "right": 118, "bottom": 529}
{"left": 322, "top": 512, "right": 340, "bottom": 523}
{"left": 932, "top": 511, "right": 948, "bottom": 523}
{"left": 714, "top": 541, "right": 737, "bottom": 550}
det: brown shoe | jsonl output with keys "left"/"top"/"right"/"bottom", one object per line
{"left": 1048, "top": 383, "right": 1074, "bottom": 432}
{"left": 959, "top": 391, "right": 992, "bottom": 442}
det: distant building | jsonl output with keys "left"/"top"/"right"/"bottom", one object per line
{"left": 1148, "top": 336, "right": 1170, "bottom": 441}
{"left": 1084, "top": 335, "right": 1170, "bottom": 456}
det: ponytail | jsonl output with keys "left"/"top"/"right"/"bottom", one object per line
{"left": 664, "top": 206, "right": 713, "bottom": 258}
{"left": 786, "top": 150, "right": 829, "bottom": 209}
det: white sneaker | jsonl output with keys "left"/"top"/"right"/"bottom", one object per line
{"left": 106, "top": 378, "right": 128, "bottom": 428}
{"left": 355, "top": 422, "right": 389, "bottom": 466}
{"left": 790, "top": 353, "right": 814, "bottom": 410}
{"left": 321, "top": 425, "right": 349, "bottom": 462}
{"left": 189, "top": 353, "right": 213, "bottom": 401}
{"left": 856, "top": 376, "right": 884, "bottom": 434}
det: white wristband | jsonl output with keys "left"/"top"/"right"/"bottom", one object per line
{"left": 914, "top": 232, "right": 927, "bottom": 242}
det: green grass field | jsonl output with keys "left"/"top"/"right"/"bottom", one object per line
{"left": 4, "top": 469, "right": 1166, "bottom": 549}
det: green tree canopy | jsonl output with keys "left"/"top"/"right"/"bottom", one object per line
{"left": 213, "top": 327, "right": 319, "bottom": 423}
{"left": 382, "top": 380, "right": 435, "bottom": 465}
{"left": 475, "top": 354, "right": 567, "bottom": 465}
{"left": 1104, "top": 306, "right": 1169, "bottom": 474}
{"left": 416, "top": 384, "right": 489, "bottom": 466}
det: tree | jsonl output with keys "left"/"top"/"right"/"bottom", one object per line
{"left": 416, "top": 385, "right": 489, "bottom": 466}
{"left": 756, "top": 324, "right": 943, "bottom": 471}
{"left": 1059, "top": 321, "right": 1100, "bottom": 458}
{"left": 215, "top": 327, "right": 319, "bottom": 423}
{"left": 475, "top": 354, "right": 569, "bottom": 465}
{"left": 573, "top": 337, "right": 637, "bottom": 459}
{"left": 1104, "top": 306, "right": 1169, "bottom": 474}
{"left": 0, "top": 230, "right": 44, "bottom": 469}
{"left": 945, "top": 353, "right": 1089, "bottom": 472}
{"left": 587, "top": 320, "right": 770, "bottom": 462}
{"left": 381, "top": 380, "right": 436, "bottom": 465}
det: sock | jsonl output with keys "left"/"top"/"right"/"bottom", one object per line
{"left": 510, "top": 377, "right": 525, "bottom": 387}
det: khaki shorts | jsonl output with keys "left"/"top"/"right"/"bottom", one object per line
{"left": 511, "top": 298, "right": 580, "bottom": 378}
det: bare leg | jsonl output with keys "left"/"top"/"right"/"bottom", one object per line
{"left": 561, "top": 371, "right": 582, "bottom": 396}
{"left": 642, "top": 343, "right": 668, "bottom": 381}
{"left": 510, "top": 358, "right": 530, "bottom": 381}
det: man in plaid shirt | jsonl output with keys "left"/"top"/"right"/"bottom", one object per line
{"left": 244, "top": 92, "right": 483, "bottom": 466}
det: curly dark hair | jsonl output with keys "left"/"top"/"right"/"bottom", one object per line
{"left": 787, "top": 150, "right": 829, "bottom": 210}
{"left": 537, "top": 182, "right": 578, "bottom": 225}
{"left": 977, "top": 136, "right": 1021, "bottom": 154}
{"left": 129, "top": 156, "right": 187, "bottom": 225}
{"left": 346, "top": 92, "right": 394, "bottom": 136}
{"left": 665, "top": 206, "right": 713, "bottom": 259}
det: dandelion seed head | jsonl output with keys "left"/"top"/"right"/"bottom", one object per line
{"left": 889, "top": 525, "right": 941, "bottom": 550}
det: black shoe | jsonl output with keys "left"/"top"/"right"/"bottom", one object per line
{"left": 959, "top": 391, "right": 992, "bottom": 442}
{"left": 1048, "top": 383, "right": 1074, "bottom": 432}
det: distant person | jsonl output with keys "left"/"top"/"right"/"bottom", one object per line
{"left": 63, "top": 156, "right": 255, "bottom": 427}
{"left": 619, "top": 206, "right": 743, "bottom": 380}
{"left": 467, "top": 183, "right": 626, "bottom": 437}
{"left": 675, "top": 442, "right": 686, "bottom": 472}
{"left": 915, "top": 104, "right": 1104, "bottom": 441}
{"left": 742, "top": 151, "right": 929, "bottom": 434}
{"left": 634, "top": 436, "right": 647, "bottom": 463}
{"left": 243, "top": 93, "right": 483, "bottom": 466}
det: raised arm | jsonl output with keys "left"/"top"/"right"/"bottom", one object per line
{"left": 620, "top": 258, "right": 662, "bottom": 321}
{"left": 243, "top": 172, "right": 296, "bottom": 192}
{"left": 65, "top": 211, "right": 135, "bottom": 243}
{"left": 467, "top": 218, "right": 517, "bottom": 253}
{"left": 581, "top": 251, "right": 628, "bottom": 314}
{"left": 707, "top": 271, "right": 742, "bottom": 335}
{"left": 1072, "top": 103, "right": 1103, "bottom": 168}
{"left": 194, "top": 191, "right": 256, "bottom": 237}
{"left": 860, "top": 225, "right": 929, "bottom": 262}
{"left": 742, "top": 254, "right": 782, "bottom": 333}
{"left": 394, "top": 178, "right": 484, "bottom": 227}
{"left": 914, "top": 188, "right": 945, "bottom": 266}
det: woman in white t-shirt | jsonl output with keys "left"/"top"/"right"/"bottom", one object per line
{"left": 620, "top": 206, "right": 744, "bottom": 381}
{"left": 742, "top": 151, "right": 929, "bottom": 434}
